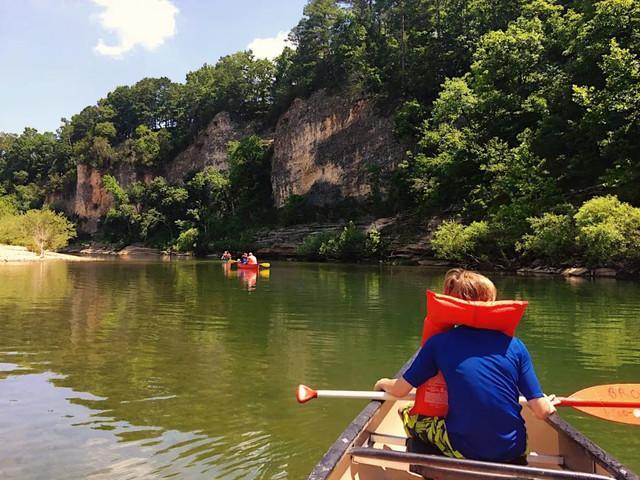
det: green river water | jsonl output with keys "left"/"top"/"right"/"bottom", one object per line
{"left": 0, "top": 260, "right": 638, "bottom": 479}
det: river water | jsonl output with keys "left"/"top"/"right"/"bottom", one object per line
{"left": 0, "top": 260, "right": 638, "bottom": 478}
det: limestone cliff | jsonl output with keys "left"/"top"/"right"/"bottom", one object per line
{"left": 67, "top": 112, "right": 252, "bottom": 233}
{"left": 165, "top": 111, "right": 254, "bottom": 183}
{"left": 65, "top": 90, "right": 405, "bottom": 233}
{"left": 271, "top": 90, "right": 405, "bottom": 208}
{"left": 73, "top": 163, "right": 144, "bottom": 233}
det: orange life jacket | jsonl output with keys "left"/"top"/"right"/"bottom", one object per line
{"left": 410, "top": 290, "right": 528, "bottom": 417}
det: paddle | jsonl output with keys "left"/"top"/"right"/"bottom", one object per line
{"left": 296, "top": 384, "right": 640, "bottom": 426}
{"left": 227, "top": 259, "right": 271, "bottom": 268}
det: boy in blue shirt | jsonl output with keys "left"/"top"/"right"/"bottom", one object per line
{"left": 374, "top": 269, "right": 557, "bottom": 464}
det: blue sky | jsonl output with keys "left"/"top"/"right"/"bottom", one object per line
{"left": 0, "top": 0, "right": 307, "bottom": 134}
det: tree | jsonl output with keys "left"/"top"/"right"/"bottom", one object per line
{"left": 228, "top": 136, "right": 273, "bottom": 223}
{"left": 178, "top": 167, "right": 231, "bottom": 253}
{"left": 289, "top": 0, "right": 349, "bottom": 94}
{"left": 17, "top": 209, "right": 76, "bottom": 257}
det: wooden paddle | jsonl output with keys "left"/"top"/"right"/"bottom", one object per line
{"left": 296, "top": 384, "right": 640, "bottom": 426}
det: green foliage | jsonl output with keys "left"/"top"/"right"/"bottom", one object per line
{"left": 228, "top": 136, "right": 273, "bottom": 224}
{"left": 318, "top": 221, "right": 368, "bottom": 260}
{"left": 2, "top": 209, "right": 77, "bottom": 256}
{"left": 393, "top": 100, "right": 425, "bottom": 139}
{"left": 431, "top": 220, "right": 491, "bottom": 263}
{"left": 183, "top": 167, "right": 231, "bottom": 252}
{"left": 0, "top": 196, "right": 17, "bottom": 219}
{"left": 4, "top": 0, "right": 640, "bottom": 267}
{"left": 574, "top": 195, "right": 640, "bottom": 265}
{"left": 297, "top": 221, "right": 385, "bottom": 261}
{"left": 517, "top": 212, "right": 576, "bottom": 263}
{"left": 173, "top": 227, "right": 199, "bottom": 253}
{"left": 297, "top": 231, "right": 335, "bottom": 259}
{"left": 365, "top": 227, "right": 385, "bottom": 258}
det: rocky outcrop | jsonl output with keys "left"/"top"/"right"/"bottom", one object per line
{"left": 73, "top": 163, "right": 145, "bottom": 233}
{"left": 165, "top": 111, "right": 255, "bottom": 183}
{"left": 271, "top": 90, "right": 405, "bottom": 208}
{"left": 253, "top": 215, "right": 439, "bottom": 264}
{"left": 65, "top": 90, "right": 407, "bottom": 233}
{"left": 69, "top": 112, "right": 251, "bottom": 233}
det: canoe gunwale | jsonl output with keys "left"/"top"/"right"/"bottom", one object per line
{"left": 544, "top": 414, "right": 637, "bottom": 480}
{"left": 307, "top": 354, "right": 417, "bottom": 480}
{"left": 306, "top": 350, "right": 637, "bottom": 480}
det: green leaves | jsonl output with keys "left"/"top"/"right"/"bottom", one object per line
{"left": 0, "top": 208, "right": 76, "bottom": 257}
{"left": 431, "top": 220, "right": 491, "bottom": 263}
{"left": 574, "top": 195, "right": 640, "bottom": 264}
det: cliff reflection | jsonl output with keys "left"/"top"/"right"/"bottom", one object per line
{"left": 0, "top": 262, "right": 638, "bottom": 477}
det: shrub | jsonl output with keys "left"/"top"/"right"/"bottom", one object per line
{"left": 173, "top": 227, "right": 199, "bottom": 253}
{"left": 298, "top": 222, "right": 385, "bottom": 261}
{"left": 297, "top": 231, "right": 334, "bottom": 259}
{"left": 319, "top": 221, "right": 368, "bottom": 260}
{"left": 574, "top": 196, "right": 640, "bottom": 265}
{"left": 15, "top": 209, "right": 76, "bottom": 256}
{"left": 516, "top": 213, "right": 575, "bottom": 263}
{"left": 431, "top": 220, "right": 490, "bottom": 262}
{"left": 0, "top": 213, "right": 21, "bottom": 245}
{"left": 0, "top": 196, "right": 18, "bottom": 219}
{"left": 365, "top": 227, "right": 386, "bottom": 258}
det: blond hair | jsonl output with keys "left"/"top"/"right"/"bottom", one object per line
{"left": 443, "top": 268, "right": 497, "bottom": 302}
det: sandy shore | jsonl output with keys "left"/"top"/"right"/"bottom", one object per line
{"left": 0, "top": 244, "right": 100, "bottom": 263}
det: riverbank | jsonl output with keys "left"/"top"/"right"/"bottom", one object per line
{"left": 57, "top": 216, "right": 636, "bottom": 280}
{"left": 0, "top": 244, "right": 99, "bottom": 263}
{"left": 251, "top": 218, "right": 636, "bottom": 280}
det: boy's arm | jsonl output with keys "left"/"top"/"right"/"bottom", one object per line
{"left": 374, "top": 377, "right": 413, "bottom": 398}
{"left": 375, "top": 337, "right": 439, "bottom": 397}
{"left": 527, "top": 394, "right": 559, "bottom": 420}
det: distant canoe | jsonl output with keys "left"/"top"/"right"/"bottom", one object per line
{"left": 236, "top": 263, "right": 260, "bottom": 270}
{"left": 308, "top": 356, "right": 637, "bottom": 480}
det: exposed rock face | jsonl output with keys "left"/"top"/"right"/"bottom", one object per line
{"left": 271, "top": 90, "right": 405, "bottom": 208}
{"left": 165, "top": 111, "right": 254, "bottom": 183}
{"left": 64, "top": 112, "right": 253, "bottom": 233}
{"left": 64, "top": 91, "right": 407, "bottom": 234}
{"left": 73, "top": 163, "right": 142, "bottom": 233}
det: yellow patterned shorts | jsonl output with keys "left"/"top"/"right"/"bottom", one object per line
{"left": 400, "top": 405, "right": 464, "bottom": 459}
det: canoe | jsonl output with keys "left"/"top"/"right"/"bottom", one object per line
{"left": 307, "top": 356, "right": 638, "bottom": 480}
{"left": 236, "top": 262, "right": 259, "bottom": 270}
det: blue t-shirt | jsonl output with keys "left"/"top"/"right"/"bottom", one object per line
{"left": 403, "top": 326, "right": 544, "bottom": 462}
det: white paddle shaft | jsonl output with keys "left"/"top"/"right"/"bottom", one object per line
{"left": 316, "top": 390, "right": 416, "bottom": 401}
{"left": 315, "top": 389, "right": 532, "bottom": 406}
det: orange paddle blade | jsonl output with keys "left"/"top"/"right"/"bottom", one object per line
{"left": 562, "top": 384, "right": 640, "bottom": 426}
{"left": 296, "top": 385, "right": 318, "bottom": 404}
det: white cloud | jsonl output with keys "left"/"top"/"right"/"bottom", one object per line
{"left": 92, "top": 0, "right": 179, "bottom": 58}
{"left": 247, "top": 31, "right": 294, "bottom": 60}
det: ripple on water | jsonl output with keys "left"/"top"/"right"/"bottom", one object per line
{"left": 1, "top": 262, "right": 639, "bottom": 478}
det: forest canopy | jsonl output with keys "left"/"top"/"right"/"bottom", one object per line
{"left": 1, "top": 0, "right": 639, "bottom": 266}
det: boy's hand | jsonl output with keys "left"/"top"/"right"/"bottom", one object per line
{"left": 374, "top": 378, "right": 392, "bottom": 391}
{"left": 374, "top": 377, "right": 413, "bottom": 397}
{"left": 547, "top": 394, "right": 560, "bottom": 405}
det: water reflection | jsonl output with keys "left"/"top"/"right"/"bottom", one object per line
{"left": 0, "top": 262, "right": 638, "bottom": 478}
{"left": 222, "top": 262, "right": 270, "bottom": 292}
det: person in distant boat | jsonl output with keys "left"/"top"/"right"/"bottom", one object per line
{"left": 247, "top": 252, "right": 258, "bottom": 265}
{"left": 239, "top": 252, "right": 249, "bottom": 264}
{"left": 221, "top": 250, "right": 232, "bottom": 261}
{"left": 374, "top": 269, "right": 558, "bottom": 465}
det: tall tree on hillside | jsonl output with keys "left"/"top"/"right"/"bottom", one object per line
{"left": 289, "top": 0, "right": 349, "bottom": 94}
